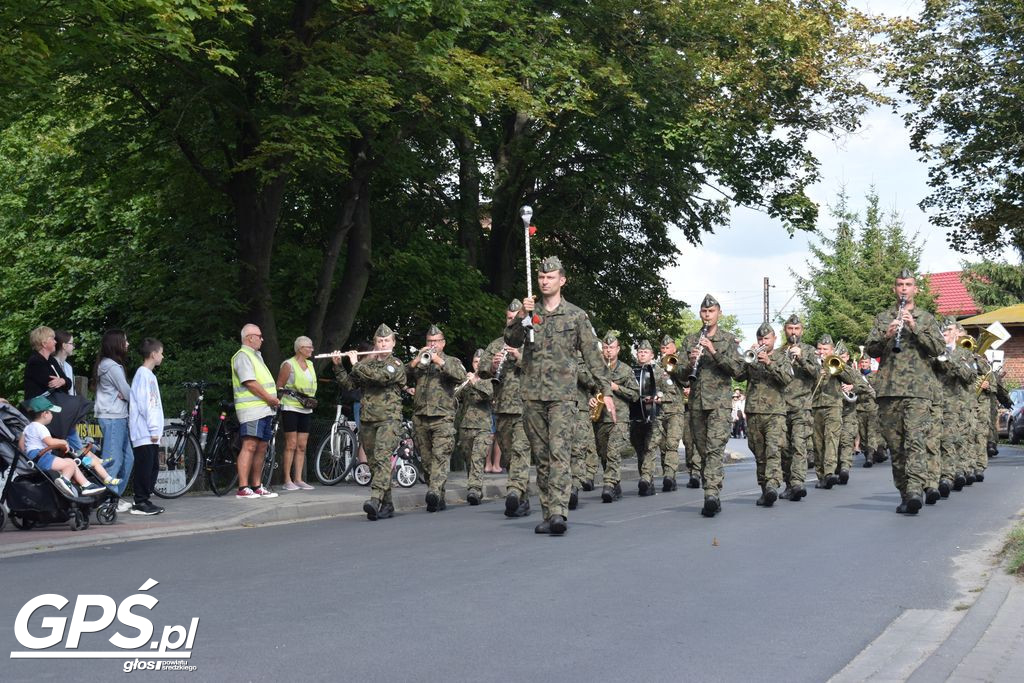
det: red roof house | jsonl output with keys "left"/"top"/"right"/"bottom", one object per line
{"left": 925, "top": 271, "right": 982, "bottom": 318}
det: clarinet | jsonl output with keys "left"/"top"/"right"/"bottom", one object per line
{"left": 687, "top": 324, "right": 709, "bottom": 382}
{"left": 892, "top": 296, "right": 907, "bottom": 354}
{"left": 494, "top": 348, "right": 510, "bottom": 382}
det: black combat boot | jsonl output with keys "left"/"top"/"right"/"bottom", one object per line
{"left": 791, "top": 484, "right": 807, "bottom": 501}
{"left": 534, "top": 518, "right": 551, "bottom": 534}
{"left": 663, "top": 475, "right": 677, "bottom": 492}
{"left": 549, "top": 515, "right": 567, "bottom": 535}
{"left": 838, "top": 469, "right": 850, "bottom": 485}
{"left": 569, "top": 487, "right": 579, "bottom": 510}
{"left": 514, "top": 497, "right": 531, "bottom": 517}
{"left": 363, "top": 498, "right": 381, "bottom": 521}
{"left": 425, "top": 491, "right": 440, "bottom": 512}
{"left": 779, "top": 485, "right": 793, "bottom": 500}
{"left": 953, "top": 474, "right": 966, "bottom": 491}
{"left": 687, "top": 474, "right": 701, "bottom": 488}
{"left": 581, "top": 478, "right": 595, "bottom": 492}
{"left": 938, "top": 479, "right": 952, "bottom": 498}
{"left": 701, "top": 496, "right": 721, "bottom": 518}
{"left": 377, "top": 501, "right": 394, "bottom": 519}
{"left": 504, "top": 491, "right": 520, "bottom": 517}
{"left": 467, "top": 490, "right": 482, "bottom": 506}
{"left": 638, "top": 479, "right": 652, "bottom": 496}
{"left": 924, "top": 488, "right": 940, "bottom": 505}
{"left": 905, "top": 492, "right": 923, "bottom": 514}
{"left": 601, "top": 485, "right": 616, "bottom": 503}
{"left": 974, "top": 469, "right": 985, "bottom": 483}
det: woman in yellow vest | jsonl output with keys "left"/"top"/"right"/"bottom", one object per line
{"left": 276, "top": 336, "right": 318, "bottom": 490}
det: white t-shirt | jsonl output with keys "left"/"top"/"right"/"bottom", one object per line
{"left": 24, "top": 422, "right": 50, "bottom": 453}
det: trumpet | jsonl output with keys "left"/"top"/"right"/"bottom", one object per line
{"left": 892, "top": 296, "right": 907, "bottom": 353}
{"left": 410, "top": 345, "right": 436, "bottom": 366}
{"left": 743, "top": 344, "right": 769, "bottom": 363}
{"left": 688, "top": 325, "right": 709, "bottom": 382}
{"left": 590, "top": 391, "right": 605, "bottom": 422}
{"left": 660, "top": 353, "right": 678, "bottom": 374}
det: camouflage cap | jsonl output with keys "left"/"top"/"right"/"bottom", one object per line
{"left": 660, "top": 335, "right": 676, "bottom": 347}
{"left": 817, "top": 333, "right": 834, "bottom": 346}
{"left": 539, "top": 255, "right": 564, "bottom": 273}
{"left": 473, "top": 348, "right": 484, "bottom": 359}
{"left": 756, "top": 322, "right": 775, "bottom": 338}
{"left": 426, "top": 324, "right": 443, "bottom": 337}
{"left": 834, "top": 340, "right": 849, "bottom": 356}
{"left": 700, "top": 293, "right": 720, "bottom": 309}
{"left": 374, "top": 323, "right": 395, "bottom": 338}
{"left": 637, "top": 339, "right": 653, "bottom": 352}
{"left": 785, "top": 313, "right": 802, "bottom": 326}
{"left": 942, "top": 316, "right": 958, "bottom": 330}
{"left": 602, "top": 332, "right": 618, "bottom": 346}
{"left": 897, "top": 267, "right": 915, "bottom": 280}
{"left": 508, "top": 298, "right": 523, "bottom": 312}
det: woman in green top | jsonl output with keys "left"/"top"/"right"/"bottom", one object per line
{"left": 276, "top": 336, "right": 318, "bottom": 491}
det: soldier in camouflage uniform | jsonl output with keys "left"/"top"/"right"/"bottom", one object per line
{"left": 592, "top": 333, "right": 640, "bottom": 503}
{"left": 630, "top": 340, "right": 663, "bottom": 496}
{"left": 810, "top": 335, "right": 860, "bottom": 489}
{"left": 970, "top": 351, "right": 994, "bottom": 482}
{"left": 456, "top": 349, "right": 494, "bottom": 506}
{"left": 835, "top": 342, "right": 864, "bottom": 477}
{"left": 779, "top": 315, "right": 816, "bottom": 502}
{"left": 678, "top": 294, "right": 744, "bottom": 517}
{"left": 658, "top": 335, "right": 686, "bottom": 491}
{"left": 735, "top": 323, "right": 792, "bottom": 507}
{"left": 478, "top": 300, "right": 532, "bottom": 518}
{"left": 570, "top": 353, "right": 601, "bottom": 509}
{"left": 855, "top": 357, "right": 884, "bottom": 467}
{"left": 407, "top": 324, "right": 467, "bottom": 512}
{"left": 933, "top": 318, "right": 975, "bottom": 496}
{"left": 865, "top": 270, "right": 945, "bottom": 514}
{"left": 332, "top": 324, "right": 406, "bottom": 521}
{"left": 506, "top": 256, "right": 612, "bottom": 535}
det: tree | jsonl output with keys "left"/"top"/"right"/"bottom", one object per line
{"left": 961, "top": 259, "right": 1024, "bottom": 311}
{"left": 886, "top": 0, "right": 1024, "bottom": 258}
{"left": 795, "top": 188, "right": 935, "bottom": 346}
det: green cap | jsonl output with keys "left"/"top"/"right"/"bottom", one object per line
{"left": 374, "top": 323, "right": 394, "bottom": 339}
{"left": 508, "top": 299, "right": 523, "bottom": 312}
{"left": 27, "top": 396, "right": 61, "bottom": 413}
{"left": 834, "top": 340, "right": 849, "bottom": 356}
{"left": 756, "top": 322, "right": 775, "bottom": 338}
{"left": 602, "top": 332, "right": 618, "bottom": 346}
{"left": 897, "top": 267, "right": 915, "bottom": 280}
{"left": 637, "top": 340, "right": 653, "bottom": 351}
{"left": 539, "top": 255, "right": 563, "bottom": 273}
{"left": 818, "top": 334, "right": 834, "bottom": 346}
{"left": 785, "top": 313, "right": 802, "bottom": 326}
{"left": 700, "top": 293, "right": 720, "bottom": 309}
{"left": 426, "top": 324, "right": 443, "bottom": 337}
{"left": 942, "top": 316, "right": 958, "bottom": 330}
{"left": 660, "top": 335, "right": 676, "bottom": 347}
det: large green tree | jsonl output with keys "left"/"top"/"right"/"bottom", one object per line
{"left": 886, "top": 0, "right": 1024, "bottom": 258}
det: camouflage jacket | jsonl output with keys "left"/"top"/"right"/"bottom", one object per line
{"left": 655, "top": 362, "right": 684, "bottom": 415}
{"left": 781, "top": 342, "right": 820, "bottom": 412}
{"left": 810, "top": 357, "right": 861, "bottom": 409}
{"left": 456, "top": 377, "right": 493, "bottom": 430}
{"left": 594, "top": 358, "right": 640, "bottom": 423}
{"left": 672, "top": 328, "right": 744, "bottom": 411}
{"left": 735, "top": 348, "right": 792, "bottom": 415}
{"left": 972, "top": 353, "right": 993, "bottom": 407}
{"left": 407, "top": 353, "right": 467, "bottom": 418}
{"left": 504, "top": 298, "right": 610, "bottom": 401}
{"left": 865, "top": 305, "right": 945, "bottom": 399}
{"left": 479, "top": 337, "right": 523, "bottom": 415}
{"left": 577, "top": 355, "right": 600, "bottom": 409}
{"left": 854, "top": 371, "right": 879, "bottom": 413}
{"left": 933, "top": 345, "right": 974, "bottom": 407}
{"left": 333, "top": 354, "right": 406, "bottom": 423}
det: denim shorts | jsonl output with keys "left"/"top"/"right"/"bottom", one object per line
{"left": 239, "top": 416, "right": 274, "bottom": 441}
{"left": 28, "top": 448, "right": 56, "bottom": 472}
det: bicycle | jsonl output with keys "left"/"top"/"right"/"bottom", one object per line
{"left": 313, "top": 405, "right": 369, "bottom": 486}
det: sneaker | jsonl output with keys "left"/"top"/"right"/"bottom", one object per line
{"left": 296, "top": 482, "right": 315, "bottom": 490}
{"left": 130, "top": 502, "right": 161, "bottom": 516}
{"left": 236, "top": 487, "right": 260, "bottom": 499}
{"left": 81, "top": 482, "right": 107, "bottom": 496}
{"left": 104, "top": 477, "right": 122, "bottom": 488}
{"left": 252, "top": 485, "right": 278, "bottom": 498}
{"left": 116, "top": 498, "right": 133, "bottom": 512}
{"left": 281, "top": 482, "right": 300, "bottom": 491}
{"left": 53, "top": 477, "right": 76, "bottom": 498}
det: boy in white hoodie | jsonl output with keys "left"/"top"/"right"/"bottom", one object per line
{"left": 129, "top": 339, "right": 165, "bottom": 515}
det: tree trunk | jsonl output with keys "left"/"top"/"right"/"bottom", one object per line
{"left": 322, "top": 180, "right": 373, "bottom": 351}
{"left": 484, "top": 111, "right": 533, "bottom": 298}
{"left": 455, "top": 132, "right": 483, "bottom": 268}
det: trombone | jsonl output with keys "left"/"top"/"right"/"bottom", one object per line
{"left": 810, "top": 354, "right": 845, "bottom": 400}
{"left": 659, "top": 353, "right": 678, "bottom": 373}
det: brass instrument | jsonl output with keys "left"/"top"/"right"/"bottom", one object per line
{"left": 811, "top": 354, "right": 845, "bottom": 400}
{"left": 969, "top": 322, "right": 1011, "bottom": 395}
{"left": 590, "top": 391, "right": 605, "bottom": 422}
{"left": 688, "top": 325, "right": 709, "bottom": 382}
{"left": 851, "top": 345, "right": 866, "bottom": 364}
{"left": 892, "top": 296, "right": 907, "bottom": 353}
{"left": 743, "top": 344, "right": 769, "bottom": 363}
{"left": 418, "top": 346, "right": 435, "bottom": 366}
{"left": 785, "top": 334, "right": 801, "bottom": 359}
{"left": 659, "top": 353, "right": 678, "bottom": 373}
{"left": 958, "top": 336, "right": 977, "bottom": 352}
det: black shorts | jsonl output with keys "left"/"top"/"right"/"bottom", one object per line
{"left": 281, "top": 411, "right": 311, "bottom": 434}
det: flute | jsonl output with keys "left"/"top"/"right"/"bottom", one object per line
{"left": 313, "top": 350, "right": 382, "bottom": 359}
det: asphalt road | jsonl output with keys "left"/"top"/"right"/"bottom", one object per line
{"left": 3, "top": 444, "right": 1023, "bottom": 682}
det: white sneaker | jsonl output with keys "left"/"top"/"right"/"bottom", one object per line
{"left": 252, "top": 485, "right": 278, "bottom": 498}
{"left": 236, "top": 487, "right": 260, "bottom": 499}
{"left": 116, "top": 499, "right": 133, "bottom": 512}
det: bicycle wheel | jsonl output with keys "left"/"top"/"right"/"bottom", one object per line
{"left": 207, "top": 434, "right": 240, "bottom": 496}
{"left": 354, "top": 463, "right": 372, "bottom": 486}
{"left": 261, "top": 435, "right": 278, "bottom": 488}
{"left": 396, "top": 462, "right": 418, "bottom": 488}
{"left": 154, "top": 427, "right": 202, "bottom": 499}
{"left": 315, "top": 425, "right": 356, "bottom": 486}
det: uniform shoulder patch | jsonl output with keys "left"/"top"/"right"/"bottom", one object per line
{"left": 386, "top": 364, "right": 395, "bottom": 373}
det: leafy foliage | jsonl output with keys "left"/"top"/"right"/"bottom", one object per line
{"left": 961, "top": 259, "right": 1024, "bottom": 311}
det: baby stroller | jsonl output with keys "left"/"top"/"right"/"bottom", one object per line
{"left": 0, "top": 402, "right": 117, "bottom": 531}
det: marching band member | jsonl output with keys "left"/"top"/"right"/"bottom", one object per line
{"left": 457, "top": 349, "right": 494, "bottom": 506}
{"left": 855, "top": 356, "right": 884, "bottom": 468}
{"left": 592, "top": 333, "right": 640, "bottom": 503}
{"left": 779, "top": 315, "right": 816, "bottom": 501}
{"left": 810, "top": 335, "right": 860, "bottom": 489}
{"left": 630, "top": 340, "right": 663, "bottom": 497}
{"left": 658, "top": 335, "right": 687, "bottom": 491}
{"left": 933, "top": 318, "right": 975, "bottom": 495}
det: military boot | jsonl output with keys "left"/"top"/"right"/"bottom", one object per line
{"left": 425, "top": 491, "right": 440, "bottom": 512}
{"left": 701, "top": 496, "right": 721, "bottom": 518}
{"left": 504, "top": 491, "right": 521, "bottom": 517}
{"left": 534, "top": 518, "right": 551, "bottom": 534}
{"left": 467, "top": 490, "right": 482, "bottom": 506}
{"left": 838, "top": 469, "right": 850, "bottom": 485}
{"left": 686, "top": 474, "right": 701, "bottom": 489}
{"left": 662, "top": 475, "right": 677, "bottom": 492}
{"left": 377, "top": 501, "right": 395, "bottom": 519}
{"left": 975, "top": 469, "right": 985, "bottom": 482}
{"left": 964, "top": 472, "right": 976, "bottom": 485}
{"left": 905, "top": 492, "right": 923, "bottom": 514}
{"left": 601, "top": 485, "right": 617, "bottom": 503}
{"left": 779, "top": 485, "right": 794, "bottom": 500}
{"left": 514, "top": 497, "right": 531, "bottom": 517}
{"left": 924, "top": 488, "right": 940, "bottom": 505}
{"left": 638, "top": 479, "right": 653, "bottom": 497}
{"left": 953, "top": 474, "right": 966, "bottom": 491}
{"left": 569, "top": 487, "right": 579, "bottom": 510}
{"left": 761, "top": 486, "right": 777, "bottom": 507}
{"left": 549, "top": 515, "right": 567, "bottom": 535}
{"left": 873, "top": 447, "right": 888, "bottom": 463}
{"left": 790, "top": 484, "right": 807, "bottom": 501}
{"left": 938, "top": 479, "right": 952, "bottom": 498}
{"left": 363, "top": 498, "right": 381, "bottom": 521}
{"left": 581, "top": 478, "right": 595, "bottom": 492}
{"left": 987, "top": 442, "right": 998, "bottom": 458}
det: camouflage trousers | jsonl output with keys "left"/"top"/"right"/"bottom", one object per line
{"left": 812, "top": 406, "right": 842, "bottom": 480}
{"left": 571, "top": 405, "right": 598, "bottom": 488}
{"left": 988, "top": 395, "right": 999, "bottom": 444}
{"left": 746, "top": 412, "right": 784, "bottom": 490}
{"left": 942, "top": 400, "right": 967, "bottom": 477}
{"left": 682, "top": 409, "right": 700, "bottom": 477}
{"left": 523, "top": 400, "right": 577, "bottom": 519}
{"left": 413, "top": 415, "right": 456, "bottom": 497}
{"left": 783, "top": 409, "right": 811, "bottom": 486}
{"left": 857, "top": 409, "right": 881, "bottom": 455}
{"left": 923, "top": 401, "right": 942, "bottom": 489}
{"left": 594, "top": 421, "right": 629, "bottom": 486}
{"left": 689, "top": 407, "right": 730, "bottom": 497}
{"left": 459, "top": 427, "right": 493, "bottom": 494}
{"left": 838, "top": 406, "right": 858, "bottom": 472}
{"left": 659, "top": 410, "right": 685, "bottom": 480}
{"left": 876, "top": 397, "right": 930, "bottom": 497}
{"left": 495, "top": 413, "right": 531, "bottom": 498}
{"left": 630, "top": 419, "right": 663, "bottom": 482}
{"left": 972, "top": 399, "right": 989, "bottom": 473}
{"left": 360, "top": 419, "right": 401, "bottom": 505}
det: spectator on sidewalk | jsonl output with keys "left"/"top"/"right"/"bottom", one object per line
{"left": 731, "top": 390, "right": 746, "bottom": 438}
{"left": 277, "top": 336, "right": 317, "bottom": 491}
{"left": 129, "top": 338, "right": 165, "bottom": 516}
{"left": 93, "top": 329, "right": 135, "bottom": 511}
{"left": 231, "top": 324, "right": 280, "bottom": 499}
{"left": 24, "top": 326, "right": 84, "bottom": 451}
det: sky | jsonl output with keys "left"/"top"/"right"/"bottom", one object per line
{"left": 661, "top": 0, "right": 983, "bottom": 346}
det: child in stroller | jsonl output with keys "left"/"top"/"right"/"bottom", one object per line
{"left": 21, "top": 396, "right": 118, "bottom": 497}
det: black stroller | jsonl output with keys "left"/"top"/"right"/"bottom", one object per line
{"left": 0, "top": 402, "right": 117, "bottom": 531}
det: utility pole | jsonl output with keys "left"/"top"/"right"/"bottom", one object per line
{"left": 763, "top": 277, "right": 770, "bottom": 323}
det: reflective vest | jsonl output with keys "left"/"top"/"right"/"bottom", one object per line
{"left": 231, "top": 345, "right": 277, "bottom": 411}
{"left": 281, "top": 357, "right": 317, "bottom": 410}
